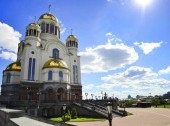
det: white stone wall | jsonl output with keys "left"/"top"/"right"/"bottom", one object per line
{"left": 68, "top": 47, "right": 81, "bottom": 85}
{"left": 21, "top": 37, "right": 42, "bottom": 81}
{"left": 42, "top": 68, "right": 70, "bottom": 83}
{"left": 3, "top": 71, "right": 21, "bottom": 84}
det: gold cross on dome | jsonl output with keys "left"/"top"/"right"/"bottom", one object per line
{"left": 71, "top": 29, "right": 73, "bottom": 35}
{"left": 49, "top": 4, "right": 51, "bottom": 14}
{"left": 34, "top": 16, "right": 36, "bottom": 23}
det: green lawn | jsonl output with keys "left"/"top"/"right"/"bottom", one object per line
{"left": 127, "top": 112, "right": 133, "bottom": 116}
{"left": 50, "top": 117, "right": 106, "bottom": 122}
{"left": 154, "top": 104, "right": 170, "bottom": 108}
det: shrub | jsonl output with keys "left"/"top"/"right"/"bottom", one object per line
{"left": 62, "top": 113, "right": 71, "bottom": 122}
{"left": 71, "top": 107, "right": 78, "bottom": 119}
{"left": 119, "top": 110, "right": 128, "bottom": 116}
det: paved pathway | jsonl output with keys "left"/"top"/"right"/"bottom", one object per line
{"left": 68, "top": 108, "right": 170, "bottom": 126}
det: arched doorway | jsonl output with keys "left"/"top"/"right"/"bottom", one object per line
{"left": 57, "top": 88, "right": 65, "bottom": 101}
{"left": 47, "top": 88, "right": 55, "bottom": 101}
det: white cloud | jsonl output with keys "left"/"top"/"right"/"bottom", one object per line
{"left": 134, "top": 42, "right": 162, "bottom": 55}
{"left": 159, "top": 66, "right": 170, "bottom": 75}
{"left": 59, "top": 20, "right": 66, "bottom": 34}
{"left": 106, "top": 0, "right": 125, "bottom": 5}
{"left": 81, "top": 66, "right": 170, "bottom": 99}
{"left": 105, "top": 32, "right": 112, "bottom": 36}
{"left": 80, "top": 41, "right": 138, "bottom": 73}
{"left": 61, "top": 27, "right": 66, "bottom": 34}
{"left": 101, "top": 66, "right": 170, "bottom": 98}
{"left": 0, "top": 22, "right": 21, "bottom": 53}
{"left": 0, "top": 22, "right": 21, "bottom": 61}
{"left": 0, "top": 50, "right": 17, "bottom": 61}
{"left": 105, "top": 32, "right": 122, "bottom": 43}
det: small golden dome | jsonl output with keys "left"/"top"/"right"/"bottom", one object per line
{"left": 5, "top": 61, "right": 21, "bottom": 71}
{"left": 66, "top": 35, "right": 78, "bottom": 42}
{"left": 39, "top": 13, "right": 56, "bottom": 21}
{"left": 29, "top": 23, "right": 40, "bottom": 27}
{"left": 27, "top": 23, "right": 40, "bottom": 30}
{"left": 42, "top": 59, "right": 68, "bottom": 69}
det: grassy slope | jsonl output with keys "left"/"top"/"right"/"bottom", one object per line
{"left": 154, "top": 104, "right": 170, "bottom": 108}
{"left": 50, "top": 117, "right": 106, "bottom": 122}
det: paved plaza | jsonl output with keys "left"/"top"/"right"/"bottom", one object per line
{"left": 68, "top": 108, "right": 170, "bottom": 126}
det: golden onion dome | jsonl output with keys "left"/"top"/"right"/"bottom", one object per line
{"left": 42, "top": 59, "right": 68, "bottom": 69}
{"left": 66, "top": 35, "right": 78, "bottom": 42}
{"left": 26, "top": 23, "right": 40, "bottom": 30}
{"left": 39, "top": 13, "right": 57, "bottom": 21}
{"left": 5, "top": 61, "right": 21, "bottom": 71}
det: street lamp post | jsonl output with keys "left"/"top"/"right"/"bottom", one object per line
{"left": 85, "top": 93, "right": 88, "bottom": 100}
{"left": 101, "top": 91, "right": 103, "bottom": 100}
{"left": 37, "top": 91, "right": 41, "bottom": 109}
{"left": 26, "top": 87, "right": 31, "bottom": 113}
{"left": 123, "top": 101, "right": 126, "bottom": 112}
{"left": 106, "top": 102, "right": 113, "bottom": 126}
{"left": 91, "top": 94, "right": 94, "bottom": 100}
{"left": 63, "top": 104, "right": 67, "bottom": 123}
{"left": 104, "top": 92, "right": 107, "bottom": 100}
{"left": 37, "top": 90, "right": 41, "bottom": 116}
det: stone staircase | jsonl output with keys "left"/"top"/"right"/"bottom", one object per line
{"left": 73, "top": 100, "right": 124, "bottom": 118}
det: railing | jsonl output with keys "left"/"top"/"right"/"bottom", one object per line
{"left": 74, "top": 102, "right": 108, "bottom": 117}
{"left": 75, "top": 100, "right": 124, "bottom": 117}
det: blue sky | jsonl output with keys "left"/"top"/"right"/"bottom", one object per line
{"left": 0, "top": 0, "right": 170, "bottom": 99}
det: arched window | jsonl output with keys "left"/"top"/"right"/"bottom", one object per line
{"left": 58, "top": 29, "right": 60, "bottom": 39}
{"left": 55, "top": 26, "right": 57, "bottom": 35}
{"left": 29, "top": 29, "right": 32, "bottom": 36}
{"left": 59, "top": 71, "right": 63, "bottom": 81}
{"left": 6, "top": 73, "right": 11, "bottom": 83}
{"left": 33, "top": 29, "right": 36, "bottom": 36}
{"left": 50, "top": 23, "right": 54, "bottom": 34}
{"left": 41, "top": 22, "right": 45, "bottom": 33}
{"left": 53, "top": 48, "right": 59, "bottom": 59}
{"left": 28, "top": 58, "right": 32, "bottom": 80}
{"left": 46, "top": 24, "right": 49, "bottom": 33}
{"left": 32, "top": 58, "right": 36, "bottom": 80}
{"left": 28, "top": 58, "right": 36, "bottom": 81}
{"left": 48, "top": 71, "right": 53, "bottom": 80}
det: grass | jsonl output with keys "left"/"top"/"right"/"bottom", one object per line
{"left": 154, "top": 104, "right": 170, "bottom": 108}
{"left": 127, "top": 112, "right": 133, "bottom": 116}
{"left": 50, "top": 116, "right": 106, "bottom": 122}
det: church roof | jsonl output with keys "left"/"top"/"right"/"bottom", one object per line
{"left": 27, "top": 23, "right": 40, "bottom": 28}
{"left": 28, "top": 23, "right": 40, "bottom": 27}
{"left": 42, "top": 59, "right": 68, "bottom": 69}
{"left": 39, "top": 13, "right": 57, "bottom": 21}
{"left": 5, "top": 61, "right": 21, "bottom": 71}
{"left": 66, "top": 35, "right": 78, "bottom": 42}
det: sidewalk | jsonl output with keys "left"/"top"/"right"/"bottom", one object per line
{"left": 68, "top": 108, "right": 170, "bottom": 126}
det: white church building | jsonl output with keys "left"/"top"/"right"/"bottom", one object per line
{"left": 1, "top": 11, "right": 82, "bottom": 116}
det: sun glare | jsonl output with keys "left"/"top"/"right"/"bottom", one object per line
{"left": 135, "top": 0, "right": 152, "bottom": 8}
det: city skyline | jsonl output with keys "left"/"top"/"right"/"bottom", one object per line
{"left": 0, "top": 0, "right": 170, "bottom": 99}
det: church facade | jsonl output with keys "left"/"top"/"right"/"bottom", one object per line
{"left": 1, "top": 12, "right": 82, "bottom": 115}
